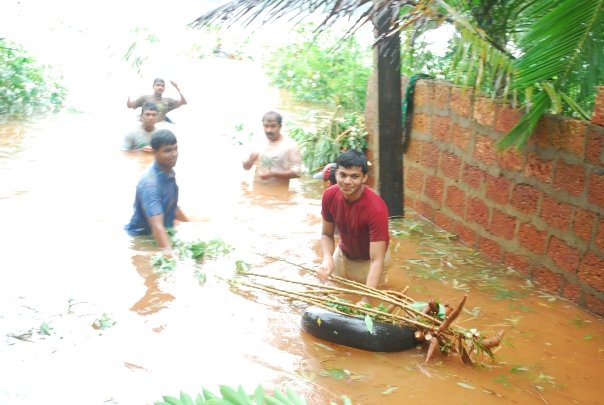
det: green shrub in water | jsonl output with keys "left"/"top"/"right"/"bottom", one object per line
{"left": 0, "top": 39, "right": 66, "bottom": 118}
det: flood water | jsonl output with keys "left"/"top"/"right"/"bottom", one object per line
{"left": 2, "top": 3, "right": 604, "bottom": 405}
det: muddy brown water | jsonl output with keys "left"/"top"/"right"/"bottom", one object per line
{"left": 1, "top": 41, "right": 604, "bottom": 405}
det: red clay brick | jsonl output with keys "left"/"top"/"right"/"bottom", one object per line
{"left": 473, "top": 96, "right": 496, "bottom": 127}
{"left": 497, "top": 149, "right": 524, "bottom": 172}
{"left": 524, "top": 153, "right": 553, "bottom": 184}
{"left": 456, "top": 223, "right": 478, "bottom": 246}
{"left": 595, "top": 218, "right": 604, "bottom": 252}
{"left": 548, "top": 237, "right": 581, "bottom": 274}
{"left": 587, "top": 171, "right": 604, "bottom": 207}
{"left": 479, "top": 236, "right": 501, "bottom": 260}
{"left": 511, "top": 183, "right": 541, "bottom": 215}
{"left": 529, "top": 117, "right": 550, "bottom": 148}
{"left": 540, "top": 196, "right": 572, "bottom": 231}
{"left": 504, "top": 251, "right": 531, "bottom": 277}
{"left": 451, "top": 87, "right": 474, "bottom": 118}
{"left": 552, "top": 119, "right": 586, "bottom": 158}
{"left": 579, "top": 252, "right": 604, "bottom": 293}
{"left": 425, "top": 175, "right": 444, "bottom": 205}
{"left": 485, "top": 174, "right": 512, "bottom": 205}
{"left": 490, "top": 209, "right": 516, "bottom": 240}
{"left": 414, "top": 80, "right": 433, "bottom": 108}
{"left": 432, "top": 115, "right": 451, "bottom": 143}
{"left": 445, "top": 185, "right": 466, "bottom": 217}
{"left": 533, "top": 266, "right": 562, "bottom": 293}
{"left": 553, "top": 160, "right": 586, "bottom": 196}
{"left": 440, "top": 152, "right": 461, "bottom": 180}
{"left": 405, "top": 138, "right": 424, "bottom": 163}
{"left": 585, "top": 293, "right": 604, "bottom": 317}
{"left": 405, "top": 166, "right": 425, "bottom": 193}
{"left": 415, "top": 200, "right": 435, "bottom": 220}
{"left": 434, "top": 212, "right": 456, "bottom": 233}
{"left": 420, "top": 142, "right": 440, "bottom": 169}
{"left": 574, "top": 208, "right": 596, "bottom": 242}
{"left": 412, "top": 113, "right": 431, "bottom": 134}
{"left": 432, "top": 82, "right": 451, "bottom": 110}
{"left": 518, "top": 222, "right": 548, "bottom": 254}
{"left": 467, "top": 197, "right": 490, "bottom": 229}
{"left": 562, "top": 282, "right": 581, "bottom": 303}
{"left": 586, "top": 125, "right": 604, "bottom": 165}
{"left": 462, "top": 163, "right": 484, "bottom": 190}
{"left": 451, "top": 122, "right": 472, "bottom": 151}
{"left": 495, "top": 104, "right": 521, "bottom": 133}
{"left": 592, "top": 86, "right": 604, "bottom": 127}
{"left": 474, "top": 134, "right": 497, "bottom": 164}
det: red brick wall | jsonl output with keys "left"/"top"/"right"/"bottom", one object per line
{"left": 371, "top": 79, "right": 604, "bottom": 316}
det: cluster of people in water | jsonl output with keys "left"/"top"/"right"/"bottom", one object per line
{"left": 122, "top": 78, "right": 390, "bottom": 302}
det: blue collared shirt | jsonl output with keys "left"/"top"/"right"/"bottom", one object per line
{"left": 125, "top": 162, "right": 179, "bottom": 236}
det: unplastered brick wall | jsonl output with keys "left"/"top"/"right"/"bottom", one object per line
{"left": 393, "top": 79, "right": 604, "bottom": 316}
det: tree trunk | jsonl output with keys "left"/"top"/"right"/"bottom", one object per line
{"left": 372, "top": 2, "right": 403, "bottom": 217}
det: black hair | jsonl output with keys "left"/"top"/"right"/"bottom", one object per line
{"left": 262, "top": 111, "right": 282, "bottom": 125}
{"left": 151, "top": 129, "right": 177, "bottom": 151}
{"left": 141, "top": 101, "right": 158, "bottom": 113}
{"left": 336, "top": 149, "right": 369, "bottom": 174}
{"left": 153, "top": 77, "right": 165, "bottom": 85}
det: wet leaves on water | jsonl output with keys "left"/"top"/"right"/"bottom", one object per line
{"left": 504, "top": 316, "right": 522, "bottom": 327}
{"left": 92, "top": 313, "right": 116, "bottom": 330}
{"left": 456, "top": 382, "right": 476, "bottom": 390}
{"left": 320, "top": 368, "right": 364, "bottom": 381}
{"left": 510, "top": 365, "right": 530, "bottom": 374}
{"left": 364, "top": 314, "right": 374, "bottom": 334}
{"left": 583, "top": 334, "right": 593, "bottom": 340}
{"left": 571, "top": 317, "right": 591, "bottom": 327}
{"left": 38, "top": 322, "right": 53, "bottom": 336}
{"left": 151, "top": 254, "right": 177, "bottom": 272}
{"left": 312, "top": 342, "right": 336, "bottom": 351}
{"left": 381, "top": 386, "right": 399, "bottom": 395}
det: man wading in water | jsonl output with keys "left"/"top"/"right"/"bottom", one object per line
{"left": 127, "top": 78, "right": 187, "bottom": 124}
{"left": 317, "top": 149, "right": 390, "bottom": 304}
{"left": 242, "top": 111, "right": 302, "bottom": 187}
{"left": 125, "top": 129, "right": 188, "bottom": 254}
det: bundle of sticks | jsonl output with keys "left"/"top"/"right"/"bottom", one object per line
{"left": 229, "top": 255, "right": 505, "bottom": 365}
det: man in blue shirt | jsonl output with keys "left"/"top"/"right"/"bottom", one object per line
{"left": 125, "top": 129, "right": 188, "bottom": 252}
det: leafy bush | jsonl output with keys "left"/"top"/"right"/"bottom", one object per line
{"left": 263, "top": 26, "right": 371, "bottom": 112}
{"left": 155, "top": 384, "right": 307, "bottom": 405}
{"left": 289, "top": 109, "right": 368, "bottom": 174}
{"left": 0, "top": 39, "right": 66, "bottom": 118}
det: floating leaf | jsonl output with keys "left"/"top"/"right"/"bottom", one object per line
{"left": 457, "top": 382, "right": 476, "bottom": 390}
{"left": 382, "top": 386, "right": 399, "bottom": 395}
{"left": 313, "top": 342, "right": 335, "bottom": 351}
{"left": 364, "top": 314, "right": 374, "bottom": 334}
{"left": 321, "top": 368, "right": 350, "bottom": 379}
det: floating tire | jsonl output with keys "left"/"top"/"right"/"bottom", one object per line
{"left": 300, "top": 305, "right": 417, "bottom": 352}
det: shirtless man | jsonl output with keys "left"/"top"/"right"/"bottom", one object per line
{"left": 127, "top": 78, "right": 187, "bottom": 123}
{"left": 242, "top": 111, "right": 302, "bottom": 186}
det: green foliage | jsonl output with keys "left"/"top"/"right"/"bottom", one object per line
{"left": 289, "top": 109, "right": 368, "bottom": 174}
{"left": 264, "top": 25, "right": 371, "bottom": 111}
{"left": 155, "top": 384, "right": 307, "bottom": 405}
{"left": 0, "top": 39, "right": 66, "bottom": 118}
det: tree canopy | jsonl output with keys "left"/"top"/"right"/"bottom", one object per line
{"left": 190, "top": 0, "right": 604, "bottom": 149}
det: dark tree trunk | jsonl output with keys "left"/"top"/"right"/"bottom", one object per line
{"left": 374, "top": 5, "right": 403, "bottom": 217}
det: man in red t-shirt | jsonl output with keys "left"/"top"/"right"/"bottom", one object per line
{"left": 317, "top": 150, "right": 390, "bottom": 303}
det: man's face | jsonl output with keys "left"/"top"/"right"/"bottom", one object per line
{"left": 154, "top": 143, "right": 178, "bottom": 169}
{"left": 263, "top": 119, "right": 282, "bottom": 142}
{"left": 153, "top": 82, "right": 165, "bottom": 96}
{"left": 336, "top": 165, "right": 367, "bottom": 200}
{"left": 141, "top": 109, "right": 157, "bottom": 130}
